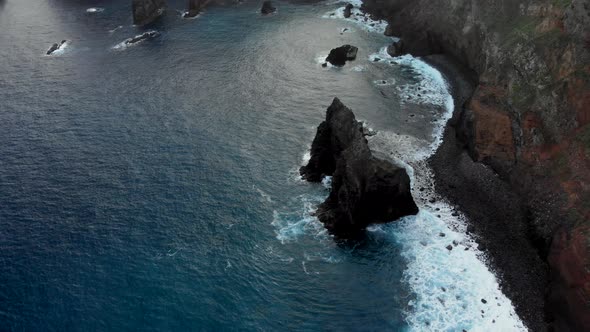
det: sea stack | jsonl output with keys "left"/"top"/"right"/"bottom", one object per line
{"left": 132, "top": 0, "right": 166, "bottom": 26}
{"left": 261, "top": 1, "right": 276, "bottom": 14}
{"left": 300, "top": 98, "right": 419, "bottom": 238}
{"left": 325, "top": 45, "right": 358, "bottom": 66}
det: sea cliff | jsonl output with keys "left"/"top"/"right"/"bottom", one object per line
{"left": 361, "top": 0, "right": 590, "bottom": 330}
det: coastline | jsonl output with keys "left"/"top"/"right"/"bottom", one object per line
{"left": 423, "top": 54, "right": 549, "bottom": 331}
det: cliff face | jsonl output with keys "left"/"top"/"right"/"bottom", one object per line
{"left": 361, "top": 0, "right": 590, "bottom": 330}
{"left": 132, "top": 0, "right": 166, "bottom": 25}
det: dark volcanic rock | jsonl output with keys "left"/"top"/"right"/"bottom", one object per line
{"left": 125, "top": 31, "right": 159, "bottom": 45}
{"left": 343, "top": 3, "right": 353, "bottom": 18}
{"left": 300, "top": 98, "right": 418, "bottom": 237}
{"left": 46, "top": 40, "right": 66, "bottom": 55}
{"left": 384, "top": 23, "right": 394, "bottom": 36}
{"left": 360, "top": 0, "right": 590, "bottom": 329}
{"left": 386, "top": 39, "right": 405, "bottom": 57}
{"left": 325, "top": 45, "right": 358, "bottom": 67}
{"left": 260, "top": 1, "right": 276, "bottom": 14}
{"left": 132, "top": 0, "right": 166, "bottom": 26}
{"left": 46, "top": 43, "right": 59, "bottom": 55}
{"left": 184, "top": 0, "right": 210, "bottom": 17}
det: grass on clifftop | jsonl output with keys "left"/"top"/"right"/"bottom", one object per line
{"left": 552, "top": 0, "right": 572, "bottom": 9}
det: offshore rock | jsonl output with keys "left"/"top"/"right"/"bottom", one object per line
{"left": 125, "top": 31, "right": 159, "bottom": 45}
{"left": 325, "top": 45, "right": 358, "bottom": 66}
{"left": 343, "top": 3, "right": 353, "bottom": 18}
{"left": 46, "top": 40, "right": 66, "bottom": 55}
{"left": 260, "top": 1, "right": 276, "bottom": 14}
{"left": 300, "top": 98, "right": 418, "bottom": 237}
{"left": 132, "top": 0, "right": 166, "bottom": 26}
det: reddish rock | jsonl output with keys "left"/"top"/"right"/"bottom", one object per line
{"left": 469, "top": 87, "right": 516, "bottom": 162}
{"left": 548, "top": 226, "right": 590, "bottom": 331}
{"left": 567, "top": 75, "right": 590, "bottom": 127}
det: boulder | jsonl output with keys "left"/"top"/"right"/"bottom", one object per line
{"left": 261, "top": 1, "right": 276, "bottom": 14}
{"left": 386, "top": 39, "right": 405, "bottom": 57}
{"left": 325, "top": 45, "right": 358, "bottom": 66}
{"left": 132, "top": 0, "right": 166, "bottom": 26}
{"left": 300, "top": 98, "right": 419, "bottom": 237}
{"left": 343, "top": 3, "right": 353, "bottom": 18}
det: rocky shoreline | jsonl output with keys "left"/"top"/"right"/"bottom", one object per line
{"left": 423, "top": 54, "right": 549, "bottom": 331}
{"left": 359, "top": 0, "right": 590, "bottom": 330}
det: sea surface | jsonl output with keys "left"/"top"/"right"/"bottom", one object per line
{"left": 0, "top": 0, "right": 525, "bottom": 331}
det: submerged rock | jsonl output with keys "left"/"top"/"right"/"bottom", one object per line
{"left": 260, "top": 1, "right": 276, "bottom": 14}
{"left": 386, "top": 39, "right": 405, "bottom": 57}
{"left": 343, "top": 3, "right": 353, "bottom": 18}
{"left": 125, "top": 31, "right": 159, "bottom": 45}
{"left": 132, "top": 0, "right": 166, "bottom": 26}
{"left": 325, "top": 45, "right": 358, "bottom": 67}
{"left": 46, "top": 40, "right": 67, "bottom": 55}
{"left": 300, "top": 98, "right": 418, "bottom": 237}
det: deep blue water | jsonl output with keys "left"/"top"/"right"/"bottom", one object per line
{"left": 0, "top": 0, "right": 527, "bottom": 331}
{"left": 0, "top": 1, "right": 415, "bottom": 330}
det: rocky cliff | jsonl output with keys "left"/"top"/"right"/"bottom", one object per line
{"left": 361, "top": 0, "right": 590, "bottom": 330}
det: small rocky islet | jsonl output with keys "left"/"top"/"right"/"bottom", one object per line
{"left": 300, "top": 98, "right": 419, "bottom": 238}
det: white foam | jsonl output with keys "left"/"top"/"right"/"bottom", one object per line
{"left": 113, "top": 30, "right": 159, "bottom": 50}
{"left": 181, "top": 10, "right": 203, "bottom": 19}
{"left": 304, "top": 251, "right": 342, "bottom": 264}
{"left": 253, "top": 185, "right": 273, "bottom": 203}
{"left": 270, "top": 195, "right": 328, "bottom": 244}
{"left": 86, "top": 7, "right": 104, "bottom": 13}
{"left": 388, "top": 208, "right": 525, "bottom": 331}
{"left": 109, "top": 25, "right": 123, "bottom": 34}
{"left": 45, "top": 41, "right": 69, "bottom": 56}
{"left": 373, "top": 78, "right": 396, "bottom": 86}
{"left": 321, "top": 176, "right": 332, "bottom": 189}
{"left": 322, "top": 6, "right": 387, "bottom": 34}
{"left": 315, "top": 52, "right": 333, "bottom": 68}
{"left": 302, "top": 150, "right": 311, "bottom": 165}
{"left": 368, "top": 51, "right": 455, "bottom": 157}
{"left": 350, "top": 65, "right": 366, "bottom": 72}
{"left": 363, "top": 54, "right": 524, "bottom": 330}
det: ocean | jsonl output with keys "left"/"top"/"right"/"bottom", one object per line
{"left": 0, "top": 0, "right": 525, "bottom": 330}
